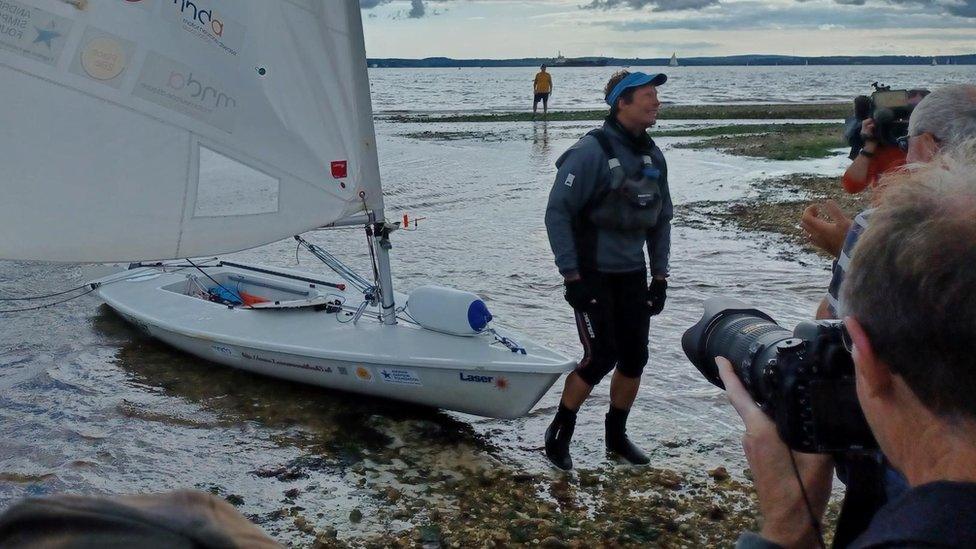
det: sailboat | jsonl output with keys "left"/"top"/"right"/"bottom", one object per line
{"left": 0, "top": 0, "right": 573, "bottom": 418}
{"left": 669, "top": 53, "right": 679, "bottom": 67}
{"left": 932, "top": 57, "right": 938, "bottom": 66}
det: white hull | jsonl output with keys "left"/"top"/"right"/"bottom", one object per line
{"left": 93, "top": 263, "right": 574, "bottom": 419}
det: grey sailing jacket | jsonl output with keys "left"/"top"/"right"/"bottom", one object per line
{"left": 544, "top": 120, "right": 673, "bottom": 277}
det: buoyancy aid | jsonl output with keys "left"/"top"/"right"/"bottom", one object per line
{"left": 585, "top": 128, "right": 664, "bottom": 232}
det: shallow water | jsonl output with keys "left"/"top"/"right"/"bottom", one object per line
{"left": 369, "top": 64, "right": 976, "bottom": 114}
{"left": 0, "top": 115, "right": 850, "bottom": 544}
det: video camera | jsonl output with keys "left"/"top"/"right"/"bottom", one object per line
{"left": 682, "top": 298, "right": 877, "bottom": 454}
{"left": 845, "top": 83, "right": 930, "bottom": 158}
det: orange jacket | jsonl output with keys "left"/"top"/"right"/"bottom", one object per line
{"left": 842, "top": 145, "right": 906, "bottom": 194}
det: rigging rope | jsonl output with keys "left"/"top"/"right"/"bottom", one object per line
{"left": 0, "top": 283, "right": 92, "bottom": 301}
{"left": 0, "top": 287, "right": 97, "bottom": 313}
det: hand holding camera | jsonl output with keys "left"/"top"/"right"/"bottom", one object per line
{"left": 859, "top": 118, "right": 876, "bottom": 143}
{"left": 717, "top": 357, "right": 834, "bottom": 548}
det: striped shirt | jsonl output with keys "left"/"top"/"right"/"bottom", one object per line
{"left": 826, "top": 209, "right": 873, "bottom": 318}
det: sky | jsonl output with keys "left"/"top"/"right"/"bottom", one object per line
{"left": 359, "top": 0, "right": 976, "bottom": 58}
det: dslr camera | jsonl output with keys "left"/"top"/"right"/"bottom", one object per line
{"left": 683, "top": 298, "right": 877, "bottom": 454}
{"left": 845, "top": 82, "right": 930, "bottom": 158}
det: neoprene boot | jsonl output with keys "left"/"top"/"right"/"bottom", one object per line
{"left": 544, "top": 403, "right": 577, "bottom": 471}
{"left": 605, "top": 406, "right": 650, "bottom": 465}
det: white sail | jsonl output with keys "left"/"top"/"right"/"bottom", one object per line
{"left": 0, "top": 0, "right": 382, "bottom": 262}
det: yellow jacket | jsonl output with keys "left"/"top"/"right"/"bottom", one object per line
{"left": 534, "top": 72, "right": 552, "bottom": 94}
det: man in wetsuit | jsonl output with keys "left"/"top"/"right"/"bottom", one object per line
{"left": 543, "top": 70, "right": 673, "bottom": 470}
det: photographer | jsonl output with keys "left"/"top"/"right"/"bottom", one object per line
{"left": 805, "top": 84, "right": 976, "bottom": 318}
{"left": 838, "top": 89, "right": 928, "bottom": 196}
{"left": 802, "top": 87, "right": 928, "bottom": 260}
{"left": 727, "top": 143, "right": 976, "bottom": 548}
{"left": 839, "top": 118, "right": 906, "bottom": 195}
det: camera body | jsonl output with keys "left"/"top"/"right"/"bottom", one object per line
{"left": 683, "top": 298, "right": 877, "bottom": 454}
{"left": 846, "top": 83, "right": 929, "bottom": 158}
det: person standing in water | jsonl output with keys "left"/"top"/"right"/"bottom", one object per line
{"left": 533, "top": 65, "right": 553, "bottom": 118}
{"left": 543, "top": 71, "right": 672, "bottom": 470}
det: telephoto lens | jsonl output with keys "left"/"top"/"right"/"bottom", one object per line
{"left": 681, "top": 297, "right": 793, "bottom": 403}
{"left": 683, "top": 297, "right": 877, "bottom": 453}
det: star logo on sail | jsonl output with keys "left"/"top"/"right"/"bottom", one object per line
{"left": 33, "top": 23, "right": 60, "bottom": 49}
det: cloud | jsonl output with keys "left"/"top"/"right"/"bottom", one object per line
{"left": 590, "top": 0, "right": 974, "bottom": 31}
{"left": 824, "top": 0, "right": 976, "bottom": 17}
{"left": 409, "top": 0, "right": 426, "bottom": 17}
{"left": 583, "top": 0, "right": 720, "bottom": 11}
{"left": 582, "top": 0, "right": 975, "bottom": 18}
{"left": 359, "top": 0, "right": 456, "bottom": 18}
{"left": 946, "top": 0, "right": 976, "bottom": 16}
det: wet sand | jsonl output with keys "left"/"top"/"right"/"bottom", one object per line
{"left": 404, "top": 122, "right": 846, "bottom": 161}
{"left": 387, "top": 103, "right": 849, "bottom": 124}
{"left": 678, "top": 174, "right": 869, "bottom": 263}
{"left": 675, "top": 123, "right": 845, "bottom": 160}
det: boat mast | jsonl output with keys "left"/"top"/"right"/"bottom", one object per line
{"left": 371, "top": 218, "right": 397, "bottom": 325}
{"left": 362, "top": 204, "right": 396, "bottom": 325}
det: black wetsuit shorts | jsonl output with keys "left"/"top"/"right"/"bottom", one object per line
{"left": 571, "top": 269, "right": 651, "bottom": 386}
{"left": 534, "top": 92, "right": 551, "bottom": 104}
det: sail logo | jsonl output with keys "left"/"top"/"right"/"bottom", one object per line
{"left": 121, "top": 0, "right": 153, "bottom": 11}
{"left": 134, "top": 52, "right": 238, "bottom": 133}
{"left": 173, "top": 0, "right": 225, "bottom": 37}
{"left": 163, "top": 0, "right": 244, "bottom": 57}
{"left": 167, "top": 70, "right": 236, "bottom": 109}
{"left": 0, "top": 0, "right": 72, "bottom": 67}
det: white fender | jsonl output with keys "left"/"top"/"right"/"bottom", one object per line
{"left": 406, "top": 286, "right": 493, "bottom": 337}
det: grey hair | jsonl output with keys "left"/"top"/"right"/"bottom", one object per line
{"left": 907, "top": 84, "right": 976, "bottom": 146}
{"left": 844, "top": 139, "right": 976, "bottom": 420}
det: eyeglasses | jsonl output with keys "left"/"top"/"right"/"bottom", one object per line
{"left": 895, "top": 135, "right": 911, "bottom": 152}
{"left": 841, "top": 323, "right": 854, "bottom": 354}
{"left": 896, "top": 132, "right": 943, "bottom": 152}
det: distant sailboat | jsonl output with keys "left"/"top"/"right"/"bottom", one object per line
{"left": 932, "top": 57, "right": 938, "bottom": 66}
{"left": 669, "top": 52, "right": 679, "bottom": 67}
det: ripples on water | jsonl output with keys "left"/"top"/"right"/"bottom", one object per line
{"left": 0, "top": 68, "right": 917, "bottom": 543}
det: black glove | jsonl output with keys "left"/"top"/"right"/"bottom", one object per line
{"left": 647, "top": 278, "right": 667, "bottom": 316}
{"left": 564, "top": 279, "right": 598, "bottom": 311}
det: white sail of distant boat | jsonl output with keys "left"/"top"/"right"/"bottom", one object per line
{"left": 0, "top": 0, "right": 572, "bottom": 418}
{"left": 669, "top": 52, "right": 679, "bottom": 67}
{"left": 932, "top": 57, "right": 938, "bottom": 66}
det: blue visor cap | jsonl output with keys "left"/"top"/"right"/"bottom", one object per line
{"left": 605, "top": 72, "right": 667, "bottom": 107}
